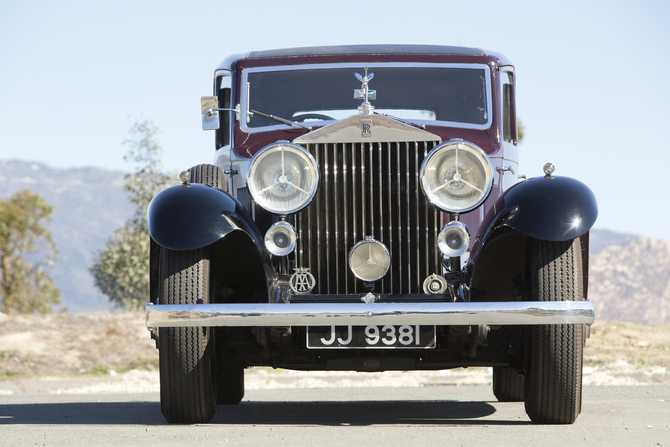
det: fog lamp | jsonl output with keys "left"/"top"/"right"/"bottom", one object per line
{"left": 264, "top": 221, "right": 296, "bottom": 256}
{"left": 438, "top": 221, "right": 470, "bottom": 258}
{"left": 348, "top": 237, "right": 390, "bottom": 282}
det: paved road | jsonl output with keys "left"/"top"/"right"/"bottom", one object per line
{"left": 1, "top": 385, "right": 668, "bottom": 446}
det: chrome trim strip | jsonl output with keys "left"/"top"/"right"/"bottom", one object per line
{"left": 423, "top": 144, "right": 431, "bottom": 271}
{"left": 415, "top": 144, "right": 420, "bottom": 285}
{"left": 387, "top": 143, "right": 393, "bottom": 290}
{"left": 405, "top": 142, "right": 411, "bottom": 288}
{"left": 315, "top": 145, "right": 322, "bottom": 283}
{"left": 324, "top": 144, "right": 331, "bottom": 288}
{"left": 146, "top": 301, "right": 595, "bottom": 328}
{"left": 396, "top": 145, "right": 402, "bottom": 291}
{"left": 369, "top": 143, "right": 374, "bottom": 240}
{"left": 378, "top": 143, "right": 384, "bottom": 262}
{"left": 240, "top": 62, "right": 493, "bottom": 134}
{"left": 352, "top": 143, "right": 358, "bottom": 248}
{"left": 333, "top": 144, "right": 339, "bottom": 290}
{"left": 342, "top": 143, "right": 349, "bottom": 294}
{"left": 361, "top": 143, "right": 367, "bottom": 237}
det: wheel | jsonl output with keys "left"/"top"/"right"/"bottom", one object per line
{"left": 292, "top": 113, "right": 335, "bottom": 122}
{"left": 492, "top": 367, "right": 525, "bottom": 402}
{"left": 524, "top": 238, "right": 584, "bottom": 424}
{"left": 158, "top": 246, "right": 217, "bottom": 424}
{"left": 188, "top": 164, "right": 227, "bottom": 191}
{"left": 217, "top": 364, "right": 245, "bottom": 405}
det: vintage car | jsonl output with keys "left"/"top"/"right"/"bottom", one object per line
{"left": 145, "top": 45, "right": 597, "bottom": 424}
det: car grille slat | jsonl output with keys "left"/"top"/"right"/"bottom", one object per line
{"left": 326, "top": 145, "right": 334, "bottom": 285}
{"left": 395, "top": 144, "right": 403, "bottom": 292}
{"left": 405, "top": 142, "right": 412, "bottom": 289}
{"left": 298, "top": 140, "right": 442, "bottom": 295}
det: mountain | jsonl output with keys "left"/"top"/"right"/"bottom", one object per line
{"left": 585, "top": 228, "right": 670, "bottom": 325}
{"left": 0, "top": 160, "right": 133, "bottom": 312}
{"left": 589, "top": 228, "right": 639, "bottom": 254}
{"left": 589, "top": 237, "right": 670, "bottom": 325}
{"left": 1, "top": 160, "right": 668, "bottom": 323}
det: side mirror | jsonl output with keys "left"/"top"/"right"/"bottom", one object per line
{"left": 201, "top": 96, "right": 220, "bottom": 130}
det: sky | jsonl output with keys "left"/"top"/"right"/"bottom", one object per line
{"left": 1, "top": 0, "right": 669, "bottom": 241}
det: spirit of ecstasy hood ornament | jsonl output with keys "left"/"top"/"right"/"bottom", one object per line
{"left": 354, "top": 68, "right": 376, "bottom": 115}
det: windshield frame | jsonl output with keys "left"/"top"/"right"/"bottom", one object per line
{"left": 240, "top": 62, "right": 493, "bottom": 134}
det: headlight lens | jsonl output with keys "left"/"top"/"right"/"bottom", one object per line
{"left": 247, "top": 142, "right": 319, "bottom": 214}
{"left": 420, "top": 140, "right": 493, "bottom": 213}
{"left": 349, "top": 237, "right": 391, "bottom": 282}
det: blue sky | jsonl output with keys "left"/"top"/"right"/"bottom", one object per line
{"left": 1, "top": 0, "right": 669, "bottom": 240}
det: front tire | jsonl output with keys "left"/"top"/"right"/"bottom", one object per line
{"left": 188, "top": 164, "right": 227, "bottom": 191}
{"left": 217, "top": 364, "right": 245, "bottom": 405}
{"left": 492, "top": 367, "right": 525, "bottom": 402}
{"left": 524, "top": 238, "right": 584, "bottom": 424}
{"left": 158, "top": 247, "right": 217, "bottom": 424}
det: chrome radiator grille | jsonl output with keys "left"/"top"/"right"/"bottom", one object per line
{"left": 295, "top": 141, "right": 443, "bottom": 295}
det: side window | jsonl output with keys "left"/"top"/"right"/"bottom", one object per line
{"left": 502, "top": 70, "right": 516, "bottom": 144}
{"left": 217, "top": 74, "right": 232, "bottom": 148}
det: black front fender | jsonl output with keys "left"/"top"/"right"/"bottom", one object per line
{"left": 478, "top": 175, "right": 598, "bottom": 244}
{"left": 147, "top": 183, "right": 264, "bottom": 252}
{"left": 468, "top": 175, "right": 597, "bottom": 302}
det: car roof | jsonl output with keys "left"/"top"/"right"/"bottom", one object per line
{"left": 245, "top": 44, "right": 486, "bottom": 59}
{"left": 216, "top": 45, "right": 511, "bottom": 71}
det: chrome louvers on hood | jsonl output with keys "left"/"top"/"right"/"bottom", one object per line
{"left": 294, "top": 113, "right": 441, "bottom": 145}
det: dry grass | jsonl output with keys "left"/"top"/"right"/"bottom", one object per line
{"left": 0, "top": 312, "right": 156, "bottom": 379}
{"left": 585, "top": 321, "right": 670, "bottom": 368}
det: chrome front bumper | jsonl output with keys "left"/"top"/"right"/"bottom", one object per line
{"left": 145, "top": 300, "right": 595, "bottom": 328}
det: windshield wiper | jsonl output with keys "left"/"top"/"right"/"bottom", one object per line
{"left": 374, "top": 112, "right": 426, "bottom": 130}
{"left": 250, "top": 110, "right": 312, "bottom": 131}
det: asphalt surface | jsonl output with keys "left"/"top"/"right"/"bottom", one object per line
{"left": 1, "top": 385, "right": 668, "bottom": 446}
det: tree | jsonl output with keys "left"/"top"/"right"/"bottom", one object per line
{"left": 518, "top": 119, "right": 525, "bottom": 143}
{"left": 90, "top": 119, "right": 172, "bottom": 310}
{"left": 0, "top": 190, "right": 61, "bottom": 314}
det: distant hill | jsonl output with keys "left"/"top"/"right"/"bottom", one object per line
{"left": 0, "top": 160, "right": 133, "bottom": 312}
{"left": 589, "top": 237, "right": 670, "bottom": 325}
{"left": 589, "top": 228, "right": 639, "bottom": 253}
{"left": 1, "top": 160, "right": 668, "bottom": 323}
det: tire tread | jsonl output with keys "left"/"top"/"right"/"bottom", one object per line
{"left": 188, "top": 164, "right": 227, "bottom": 191}
{"left": 524, "top": 238, "right": 583, "bottom": 424}
{"left": 492, "top": 367, "right": 525, "bottom": 402}
{"left": 159, "top": 247, "right": 216, "bottom": 424}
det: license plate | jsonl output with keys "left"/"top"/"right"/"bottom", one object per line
{"left": 306, "top": 325, "right": 436, "bottom": 349}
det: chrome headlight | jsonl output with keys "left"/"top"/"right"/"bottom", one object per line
{"left": 420, "top": 140, "right": 493, "bottom": 213}
{"left": 247, "top": 142, "right": 319, "bottom": 214}
{"left": 349, "top": 237, "right": 391, "bottom": 282}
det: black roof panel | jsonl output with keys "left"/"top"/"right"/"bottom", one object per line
{"left": 245, "top": 44, "right": 486, "bottom": 59}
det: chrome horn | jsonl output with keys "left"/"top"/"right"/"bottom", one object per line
{"left": 437, "top": 221, "right": 470, "bottom": 258}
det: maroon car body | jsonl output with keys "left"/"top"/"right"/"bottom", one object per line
{"left": 146, "top": 45, "right": 597, "bottom": 425}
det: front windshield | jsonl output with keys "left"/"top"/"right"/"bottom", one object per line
{"left": 245, "top": 65, "right": 490, "bottom": 129}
